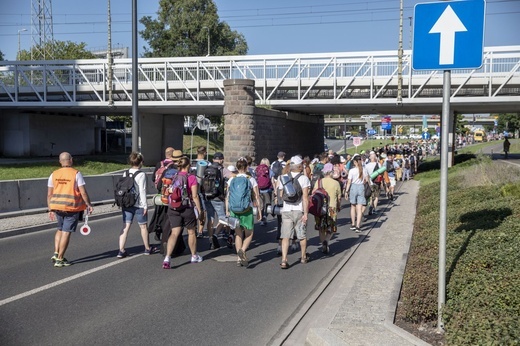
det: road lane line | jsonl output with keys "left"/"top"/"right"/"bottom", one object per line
{"left": 0, "top": 254, "right": 142, "bottom": 307}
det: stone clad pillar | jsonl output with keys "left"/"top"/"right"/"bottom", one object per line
{"left": 223, "top": 79, "right": 256, "bottom": 165}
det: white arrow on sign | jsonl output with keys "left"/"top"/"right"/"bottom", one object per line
{"left": 429, "top": 5, "right": 467, "bottom": 65}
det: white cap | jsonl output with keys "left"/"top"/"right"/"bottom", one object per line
{"left": 227, "top": 165, "right": 238, "bottom": 173}
{"left": 290, "top": 156, "right": 303, "bottom": 165}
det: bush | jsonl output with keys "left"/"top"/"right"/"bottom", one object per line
{"left": 399, "top": 158, "right": 520, "bottom": 345}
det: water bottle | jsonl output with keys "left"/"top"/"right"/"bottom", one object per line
{"left": 218, "top": 215, "right": 240, "bottom": 230}
{"left": 280, "top": 174, "right": 296, "bottom": 198}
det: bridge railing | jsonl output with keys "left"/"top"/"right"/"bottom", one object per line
{"left": 0, "top": 46, "right": 518, "bottom": 104}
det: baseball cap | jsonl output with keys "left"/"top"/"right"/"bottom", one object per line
{"left": 290, "top": 155, "right": 303, "bottom": 165}
{"left": 277, "top": 151, "right": 286, "bottom": 158}
{"left": 227, "top": 165, "right": 237, "bottom": 173}
{"left": 322, "top": 163, "right": 333, "bottom": 173}
{"left": 213, "top": 152, "right": 224, "bottom": 160}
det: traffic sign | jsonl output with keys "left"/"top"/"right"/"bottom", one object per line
{"left": 413, "top": 0, "right": 485, "bottom": 70}
{"left": 353, "top": 137, "right": 362, "bottom": 147}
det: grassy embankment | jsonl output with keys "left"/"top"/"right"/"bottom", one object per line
{"left": 398, "top": 154, "right": 520, "bottom": 345}
{"left": 0, "top": 134, "right": 223, "bottom": 181}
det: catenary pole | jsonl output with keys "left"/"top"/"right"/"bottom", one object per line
{"left": 131, "top": 0, "right": 139, "bottom": 152}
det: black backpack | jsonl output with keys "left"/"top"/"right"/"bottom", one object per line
{"left": 115, "top": 170, "right": 142, "bottom": 208}
{"left": 272, "top": 160, "right": 283, "bottom": 179}
{"left": 202, "top": 164, "right": 223, "bottom": 199}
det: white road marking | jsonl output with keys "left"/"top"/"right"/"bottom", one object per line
{"left": 0, "top": 254, "right": 142, "bottom": 307}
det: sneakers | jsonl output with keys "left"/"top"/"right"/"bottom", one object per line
{"left": 237, "top": 249, "right": 249, "bottom": 267}
{"left": 355, "top": 227, "right": 362, "bottom": 233}
{"left": 191, "top": 254, "right": 203, "bottom": 263}
{"left": 226, "top": 234, "right": 234, "bottom": 249}
{"left": 117, "top": 250, "right": 127, "bottom": 259}
{"left": 322, "top": 240, "right": 329, "bottom": 254}
{"left": 350, "top": 225, "right": 357, "bottom": 230}
{"left": 211, "top": 234, "right": 220, "bottom": 249}
{"left": 54, "top": 258, "right": 71, "bottom": 267}
{"left": 51, "top": 252, "right": 59, "bottom": 263}
{"left": 144, "top": 247, "right": 156, "bottom": 255}
{"left": 162, "top": 261, "right": 171, "bottom": 269}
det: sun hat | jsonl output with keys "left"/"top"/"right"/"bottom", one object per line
{"left": 322, "top": 163, "right": 334, "bottom": 173}
{"left": 172, "top": 150, "right": 184, "bottom": 161}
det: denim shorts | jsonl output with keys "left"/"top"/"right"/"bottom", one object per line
{"left": 206, "top": 198, "right": 225, "bottom": 220}
{"left": 56, "top": 211, "right": 81, "bottom": 232}
{"left": 349, "top": 183, "right": 367, "bottom": 206}
{"left": 122, "top": 206, "right": 147, "bottom": 225}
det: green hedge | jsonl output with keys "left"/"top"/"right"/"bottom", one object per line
{"left": 399, "top": 160, "right": 520, "bottom": 345}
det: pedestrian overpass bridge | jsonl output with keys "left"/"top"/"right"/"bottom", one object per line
{"left": 1, "top": 45, "right": 519, "bottom": 116}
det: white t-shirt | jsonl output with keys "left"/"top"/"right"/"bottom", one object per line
{"left": 347, "top": 166, "right": 369, "bottom": 185}
{"left": 278, "top": 171, "right": 311, "bottom": 212}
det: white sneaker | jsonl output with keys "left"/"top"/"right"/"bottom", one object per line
{"left": 191, "top": 254, "right": 203, "bottom": 263}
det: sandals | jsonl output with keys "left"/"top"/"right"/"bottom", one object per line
{"left": 301, "top": 253, "right": 311, "bottom": 264}
{"left": 280, "top": 260, "right": 289, "bottom": 269}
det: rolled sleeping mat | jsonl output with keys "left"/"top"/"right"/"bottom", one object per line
{"left": 196, "top": 160, "right": 208, "bottom": 183}
{"left": 370, "top": 165, "right": 387, "bottom": 179}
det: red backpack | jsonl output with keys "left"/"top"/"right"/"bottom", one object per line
{"left": 255, "top": 164, "right": 272, "bottom": 190}
{"left": 308, "top": 179, "right": 329, "bottom": 217}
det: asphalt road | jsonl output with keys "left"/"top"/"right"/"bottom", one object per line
{"left": 0, "top": 201, "right": 378, "bottom": 346}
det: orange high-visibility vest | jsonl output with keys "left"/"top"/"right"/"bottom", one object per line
{"left": 49, "top": 167, "right": 86, "bottom": 212}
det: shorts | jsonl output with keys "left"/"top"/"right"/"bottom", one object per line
{"left": 389, "top": 176, "right": 397, "bottom": 187}
{"left": 230, "top": 209, "right": 254, "bottom": 231}
{"left": 280, "top": 210, "right": 307, "bottom": 240}
{"left": 349, "top": 184, "right": 367, "bottom": 205}
{"left": 371, "top": 183, "right": 381, "bottom": 198}
{"left": 167, "top": 207, "right": 197, "bottom": 229}
{"left": 206, "top": 198, "right": 225, "bottom": 220}
{"left": 55, "top": 211, "right": 81, "bottom": 232}
{"left": 122, "top": 206, "right": 147, "bottom": 225}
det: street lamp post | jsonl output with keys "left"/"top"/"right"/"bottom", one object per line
{"left": 17, "top": 28, "right": 27, "bottom": 59}
{"left": 202, "top": 26, "right": 210, "bottom": 56}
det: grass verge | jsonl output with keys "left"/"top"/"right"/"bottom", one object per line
{"left": 397, "top": 155, "right": 520, "bottom": 345}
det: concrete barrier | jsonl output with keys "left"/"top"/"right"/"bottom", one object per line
{"left": 0, "top": 181, "right": 21, "bottom": 212}
{"left": 0, "top": 172, "right": 155, "bottom": 215}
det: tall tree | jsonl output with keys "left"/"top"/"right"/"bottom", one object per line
{"left": 140, "top": 0, "right": 248, "bottom": 57}
{"left": 497, "top": 113, "right": 520, "bottom": 134}
{"left": 18, "top": 41, "right": 95, "bottom": 60}
{"left": 0, "top": 50, "right": 4, "bottom": 60}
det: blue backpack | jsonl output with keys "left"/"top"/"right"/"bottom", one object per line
{"left": 228, "top": 176, "right": 252, "bottom": 214}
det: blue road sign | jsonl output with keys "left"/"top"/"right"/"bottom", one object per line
{"left": 413, "top": 0, "right": 485, "bottom": 70}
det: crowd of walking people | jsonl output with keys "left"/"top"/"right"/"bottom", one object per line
{"left": 46, "top": 144, "right": 422, "bottom": 269}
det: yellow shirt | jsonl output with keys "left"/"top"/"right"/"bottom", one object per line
{"left": 313, "top": 177, "right": 341, "bottom": 209}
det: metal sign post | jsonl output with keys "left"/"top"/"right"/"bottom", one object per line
{"left": 438, "top": 70, "right": 450, "bottom": 331}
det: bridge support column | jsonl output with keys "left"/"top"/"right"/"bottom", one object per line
{"left": 140, "top": 113, "right": 184, "bottom": 165}
{"left": 223, "top": 80, "right": 256, "bottom": 164}
{"left": 223, "top": 79, "right": 324, "bottom": 165}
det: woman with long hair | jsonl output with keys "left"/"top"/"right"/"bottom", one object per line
{"left": 344, "top": 154, "right": 369, "bottom": 233}
{"left": 162, "top": 156, "right": 204, "bottom": 269}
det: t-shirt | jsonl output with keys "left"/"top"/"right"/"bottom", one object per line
{"left": 313, "top": 177, "right": 341, "bottom": 209}
{"left": 347, "top": 167, "right": 368, "bottom": 185}
{"left": 278, "top": 171, "right": 311, "bottom": 212}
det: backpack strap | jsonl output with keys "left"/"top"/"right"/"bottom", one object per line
{"left": 318, "top": 178, "right": 323, "bottom": 189}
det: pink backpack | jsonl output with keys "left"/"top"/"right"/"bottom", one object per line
{"left": 255, "top": 164, "right": 272, "bottom": 190}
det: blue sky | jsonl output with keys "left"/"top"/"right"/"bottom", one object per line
{"left": 1, "top": 0, "right": 519, "bottom": 60}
